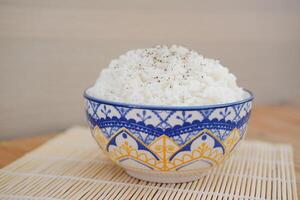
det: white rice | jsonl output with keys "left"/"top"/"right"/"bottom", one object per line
{"left": 88, "top": 45, "right": 246, "bottom": 106}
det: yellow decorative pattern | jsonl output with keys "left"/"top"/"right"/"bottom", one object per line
{"left": 223, "top": 128, "right": 241, "bottom": 153}
{"left": 92, "top": 126, "right": 108, "bottom": 150}
{"left": 148, "top": 135, "right": 180, "bottom": 171}
{"left": 93, "top": 126, "right": 242, "bottom": 172}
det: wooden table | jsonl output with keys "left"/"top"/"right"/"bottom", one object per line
{"left": 1, "top": 105, "right": 299, "bottom": 193}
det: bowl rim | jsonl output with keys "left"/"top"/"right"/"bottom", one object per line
{"left": 84, "top": 87, "right": 254, "bottom": 110}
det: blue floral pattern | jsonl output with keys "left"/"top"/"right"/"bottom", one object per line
{"left": 85, "top": 99, "right": 252, "bottom": 146}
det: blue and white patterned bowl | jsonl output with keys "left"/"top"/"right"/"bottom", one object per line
{"left": 84, "top": 89, "right": 254, "bottom": 183}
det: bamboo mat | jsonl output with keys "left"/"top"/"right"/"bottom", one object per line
{"left": 0, "top": 127, "right": 298, "bottom": 200}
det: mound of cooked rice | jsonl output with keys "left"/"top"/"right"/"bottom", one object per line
{"left": 88, "top": 45, "right": 245, "bottom": 106}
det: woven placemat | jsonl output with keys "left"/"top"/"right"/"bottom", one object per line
{"left": 0, "top": 127, "right": 298, "bottom": 200}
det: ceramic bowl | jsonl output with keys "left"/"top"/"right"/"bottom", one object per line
{"left": 84, "top": 89, "right": 254, "bottom": 183}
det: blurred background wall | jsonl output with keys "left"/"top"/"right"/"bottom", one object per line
{"left": 0, "top": 0, "right": 300, "bottom": 139}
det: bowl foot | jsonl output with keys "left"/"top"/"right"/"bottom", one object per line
{"left": 125, "top": 169, "right": 207, "bottom": 183}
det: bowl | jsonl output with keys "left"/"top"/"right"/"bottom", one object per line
{"left": 84, "top": 88, "right": 254, "bottom": 183}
